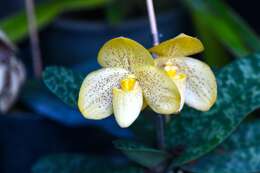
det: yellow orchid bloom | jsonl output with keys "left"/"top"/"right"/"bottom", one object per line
{"left": 78, "top": 37, "right": 181, "bottom": 128}
{"left": 150, "top": 33, "right": 217, "bottom": 111}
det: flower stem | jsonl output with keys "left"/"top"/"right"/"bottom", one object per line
{"left": 156, "top": 114, "right": 166, "bottom": 150}
{"left": 146, "top": 0, "right": 166, "bottom": 150}
{"left": 146, "top": 0, "right": 160, "bottom": 46}
{"left": 25, "top": 0, "right": 43, "bottom": 78}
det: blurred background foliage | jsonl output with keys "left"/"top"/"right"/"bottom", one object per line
{"left": 0, "top": 0, "right": 260, "bottom": 173}
{"left": 0, "top": 0, "right": 109, "bottom": 42}
{"left": 1, "top": 0, "right": 260, "bottom": 66}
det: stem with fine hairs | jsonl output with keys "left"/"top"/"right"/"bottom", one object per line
{"left": 146, "top": 0, "right": 166, "bottom": 150}
{"left": 25, "top": 0, "right": 42, "bottom": 78}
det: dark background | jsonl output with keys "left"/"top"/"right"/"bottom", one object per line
{"left": 0, "top": 0, "right": 258, "bottom": 173}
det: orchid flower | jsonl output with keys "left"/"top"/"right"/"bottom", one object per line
{"left": 78, "top": 37, "right": 181, "bottom": 128}
{"left": 78, "top": 35, "right": 217, "bottom": 128}
{"left": 150, "top": 33, "right": 217, "bottom": 111}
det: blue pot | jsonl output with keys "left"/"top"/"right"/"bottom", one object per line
{"left": 40, "top": 9, "right": 189, "bottom": 70}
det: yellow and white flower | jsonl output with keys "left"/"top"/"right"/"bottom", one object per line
{"left": 78, "top": 37, "right": 181, "bottom": 128}
{"left": 150, "top": 33, "right": 217, "bottom": 111}
{"left": 78, "top": 34, "right": 217, "bottom": 128}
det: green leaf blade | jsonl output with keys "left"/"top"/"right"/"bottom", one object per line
{"left": 209, "top": 0, "right": 260, "bottom": 52}
{"left": 43, "top": 66, "right": 85, "bottom": 108}
{"left": 182, "top": 0, "right": 260, "bottom": 57}
{"left": 166, "top": 54, "right": 260, "bottom": 169}
{"left": 114, "top": 140, "right": 169, "bottom": 168}
{"left": 183, "top": 120, "right": 260, "bottom": 173}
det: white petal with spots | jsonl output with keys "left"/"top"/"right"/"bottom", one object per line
{"left": 78, "top": 68, "right": 129, "bottom": 119}
{"left": 134, "top": 65, "right": 181, "bottom": 114}
{"left": 156, "top": 57, "right": 217, "bottom": 111}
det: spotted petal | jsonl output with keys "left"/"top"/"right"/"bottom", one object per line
{"left": 134, "top": 65, "right": 181, "bottom": 114}
{"left": 149, "top": 33, "right": 204, "bottom": 57}
{"left": 113, "top": 83, "right": 143, "bottom": 128}
{"left": 98, "top": 37, "right": 154, "bottom": 71}
{"left": 78, "top": 68, "right": 129, "bottom": 120}
{"left": 170, "top": 75, "right": 187, "bottom": 112}
{"left": 156, "top": 57, "right": 217, "bottom": 111}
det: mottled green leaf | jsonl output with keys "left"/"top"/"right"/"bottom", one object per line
{"left": 43, "top": 66, "right": 85, "bottom": 107}
{"left": 0, "top": 0, "right": 109, "bottom": 42}
{"left": 32, "top": 153, "right": 144, "bottom": 173}
{"left": 182, "top": 0, "right": 260, "bottom": 57}
{"left": 183, "top": 120, "right": 260, "bottom": 173}
{"left": 166, "top": 54, "right": 260, "bottom": 169}
{"left": 114, "top": 140, "right": 169, "bottom": 168}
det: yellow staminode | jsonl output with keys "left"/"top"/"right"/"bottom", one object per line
{"left": 164, "top": 64, "right": 178, "bottom": 77}
{"left": 164, "top": 63, "right": 186, "bottom": 80}
{"left": 120, "top": 75, "right": 136, "bottom": 91}
{"left": 172, "top": 73, "right": 187, "bottom": 80}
